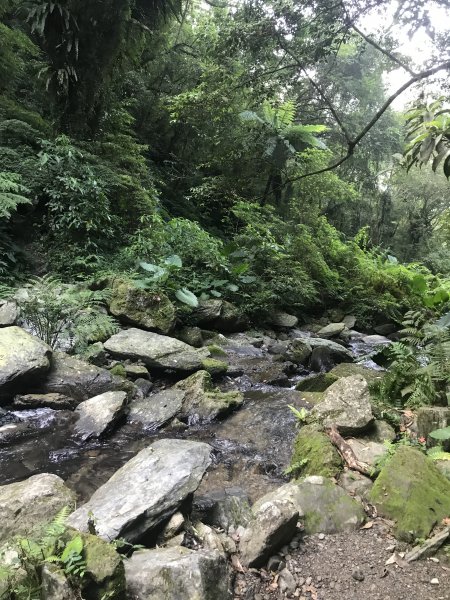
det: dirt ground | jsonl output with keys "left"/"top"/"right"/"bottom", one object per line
{"left": 233, "top": 519, "right": 450, "bottom": 600}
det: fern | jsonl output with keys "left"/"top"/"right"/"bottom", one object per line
{"left": 0, "top": 172, "right": 30, "bottom": 219}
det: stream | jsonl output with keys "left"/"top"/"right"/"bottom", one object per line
{"left": 0, "top": 330, "right": 387, "bottom": 504}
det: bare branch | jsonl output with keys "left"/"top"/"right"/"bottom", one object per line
{"left": 289, "top": 59, "right": 450, "bottom": 182}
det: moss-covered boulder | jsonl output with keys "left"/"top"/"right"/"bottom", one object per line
{"left": 175, "top": 370, "right": 243, "bottom": 422}
{"left": 109, "top": 279, "right": 176, "bottom": 334}
{"left": 299, "top": 391, "right": 325, "bottom": 406}
{"left": 290, "top": 424, "right": 342, "bottom": 479}
{"left": 296, "top": 373, "right": 337, "bottom": 392}
{"left": 370, "top": 446, "right": 450, "bottom": 541}
{"left": 81, "top": 532, "right": 125, "bottom": 600}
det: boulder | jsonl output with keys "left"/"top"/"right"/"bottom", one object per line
{"left": 312, "top": 375, "right": 374, "bottom": 435}
{"left": 290, "top": 423, "right": 342, "bottom": 479}
{"left": 317, "top": 322, "right": 346, "bottom": 338}
{"left": 176, "top": 326, "right": 203, "bottom": 348}
{"left": 0, "top": 300, "right": 17, "bottom": 326}
{"left": 195, "top": 490, "right": 253, "bottom": 533}
{"left": 104, "top": 328, "right": 210, "bottom": 373}
{"left": 80, "top": 532, "right": 126, "bottom": 600}
{"left": 40, "top": 352, "right": 129, "bottom": 403}
{"left": 109, "top": 279, "right": 176, "bottom": 334}
{"left": 192, "top": 300, "right": 248, "bottom": 333}
{"left": 343, "top": 315, "right": 356, "bottom": 329}
{"left": 124, "top": 547, "right": 231, "bottom": 600}
{"left": 0, "top": 326, "right": 52, "bottom": 402}
{"left": 67, "top": 439, "right": 211, "bottom": 542}
{"left": 124, "top": 363, "right": 149, "bottom": 380}
{"left": 305, "top": 337, "right": 353, "bottom": 371}
{"left": 361, "top": 334, "right": 391, "bottom": 347}
{"left": 287, "top": 338, "right": 312, "bottom": 365}
{"left": 201, "top": 357, "right": 228, "bottom": 377}
{"left": 270, "top": 312, "right": 298, "bottom": 329}
{"left": 13, "top": 392, "right": 76, "bottom": 410}
{"left": 81, "top": 342, "right": 107, "bottom": 366}
{"left": 290, "top": 476, "right": 365, "bottom": 534}
{"left": 373, "top": 323, "right": 397, "bottom": 336}
{"left": 239, "top": 489, "right": 299, "bottom": 567}
{"left": 174, "top": 370, "right": 243, "bottom": 423}
{"left": 369, "top": 446, "right": 450, "bottom": 541}
{"left": 74, "top": 391, "right": 128, "bottom": 441}
{"left": 362, "top": 419, "right": 396, "bottom": 443}
{"left": 41, "top": 565, "right": 78, "bottom": 600}
{"left": 0, "top": 473, "right": 76, "bottom": 544}
{"left": 338, "top": 471, "right": 373, "bottom": 499}
{"left": 128, "top": 389, "right": 185, "bottom": 430}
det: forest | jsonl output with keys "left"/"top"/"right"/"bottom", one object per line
{"left": 1, "top": 0, "right": 450, "bottom": 598}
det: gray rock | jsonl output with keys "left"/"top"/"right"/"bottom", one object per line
{"left": 124, "top": 363, "right": 149, "bottom": 379}
{"left": 208, "top": 494, "right": 253, "bottom": 533}
{"left": 134, "top": 378, "right": 153, "bottom": 396}
{"left": 67, "top": 439, "right": 211, "bottom": 542}
{"left": 124, "top": 547, "right": 231, "bottom": 600}
{"left": 279, "top": 568, "right": 297, "bottom": 594}
{"left": 0, "top": 473, "right": 76, "bottom": 544}
{"left": 109, "top": 279, "right": 176, "bottom": 334}
{"left": 312, "top": 375, "right": 374, "bottom": 435}
{"left": 346, "top": 438, "right": 387, "bottom": 470}
{"left": 362, "top": 420, "right": 396, "bottom": 443}
{"left": 361, "top": 334, "right": 391, "bottom": 346}
{"left": 343, "top": 315, "right": 357, "bottom": 329}
{"left": 290, "top": 476, "right": 365, "bottom": 534}
{"left": 317, "top": 322, "right": 346, "bottom": 338}
{"left": 13, "top": 392, "right": 76, "bottom": 410}
{"left": 338, "top": 471, "right": 373, "bottom": 499}
{"left": 177, "top": 326, "right": 204, "bottom": 348}
{"left": 270, "top": 312, "right": 298, "bottom": 328}
{"left": 287, "top": 338, "right": 312, "bottom": 365}
{"left": 304, "top": 337, "right": 353, "bottom": 371}
{"left": 82, "top": 342, "right": 107, "bottom": 366}
{"left": 74, "top": 391, "right": 128, "bottom": 440}
{"left": 0, "top": 300, "right": 17, "bottom": 327}
{"left": 0, "top": 326, "right": 52, "bottom": 402}
{"left": 374, "top": 323, "right": 397, "bottom": 336}
{"left": 193, "top": 300, "right": 248, "bottom": 333}
{"left": 40, "top": 352, "right": 129, "bottom": 403}
{"left": 239, "top": 488, "right": 300, "bottom": 568}
{"left": 416, "top": 406, "right": 450, "bottom": 449}
{"left": 128, "top": 389, "right": 185, "bottom": 429}
{"left": 41, "top": 565, "right": 78, "bottom": 600}
{"left": 104, "top": 328, "right": 210, "bottom": 373}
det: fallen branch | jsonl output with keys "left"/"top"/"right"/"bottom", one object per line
{"left": 325, "top": 425, "right": 371, "bottom": 476}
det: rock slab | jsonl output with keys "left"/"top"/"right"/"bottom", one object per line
{"left": 74, "top": 391, "right": 128, "bottom": 440}
{"left": 124, "top": 547, "right": 231, "bottom": 600}
{"left": 67, "top": 439, "right": 211, "bottom": 542}
{"left": 104, "top": 328, "right": 210, "bottom": 372}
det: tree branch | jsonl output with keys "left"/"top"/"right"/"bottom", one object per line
{"left": 289, "top": 59, "right": 450, "bottom": 182}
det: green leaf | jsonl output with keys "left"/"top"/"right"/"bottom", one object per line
{"left": 411, "top": 274, "right": 427, "bottom": 294}
{"left": 164, "top": 254, "right": 182, "bottom": 268}
{"left": 429, "top": 426, "right": 450, "bottom": 441}
{"left": 175, "top": 288, "right": 198, "bottom": 307}
{"left": 226, "top": 283, "right": 239, "bottom": 292}
{"left": 61, "top": 536, "right": 83, "bottom": 562}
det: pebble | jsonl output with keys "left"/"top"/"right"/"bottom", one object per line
{"left": 305, "top": 576, "right": 312, "bottom": 585}
{"left": 279, "top": 568, "right": 297, "bottom": 594}
{"left": 352, "top": 568, "right": 365, "bottom": 582}
{"left": 318, "top": 533, "right": 325, "bottom": 540}
{"left": 267, "top": 555, "right": 285, "bottom": 572}
{"left": 430, "top": 578, "right": 439, "bottom": 585}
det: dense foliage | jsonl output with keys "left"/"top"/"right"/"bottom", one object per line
{"left": 0, "top": 0, "right": 449, "bottom": 327}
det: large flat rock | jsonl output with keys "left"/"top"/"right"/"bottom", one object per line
{"left": 0, "top": 326, "right": 52, "bottom": 402}
{"left": 67, "top": 439, "right": 212, "bottom": 542}
{"left": 0, "top": 473, "right": 76, "bottom": 543}
{"left": 124, "top": 547, "right": 231, "bottom": 600}
{"left": 104, "top": 328, "right": 210, "bottom": 372}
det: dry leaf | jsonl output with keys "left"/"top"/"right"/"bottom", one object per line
{"left": 231, "top": 555, "right": 245, "bottom": 573}
{"left": 361, "top": 521, "right": 374, "bottom": 529}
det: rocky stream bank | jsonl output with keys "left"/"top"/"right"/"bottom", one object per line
{"left": 0, "top": 293, "right": 449, "bottom": 600}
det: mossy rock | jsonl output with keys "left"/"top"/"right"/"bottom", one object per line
{"left": 201, "top": 358, "right": 228, "bottom": 377}
{"left": 175, "top": 370, "right": 243, "bottom": 422}
{"left": 80, "top": 532, "right": 126, "bottom": 600}
{"left": 370, "top": 446, "right": 450, "bottom": 541}
{"left": 207, "top": 343, "right": 227, "bottom": 356}
{"left": 296, "top": 373, "right": 337, "bottom": 392}
{"left": 290, "top": 423, "right": 342, "bottom": 479}
{"left": 329, "top": 363, "right": 385, "bottom": 385}
{"left": 109, "top": 279, "right": 176, "bottom": 334}
{"left": 109, "top": 364, "right": 127, "bottom": 378}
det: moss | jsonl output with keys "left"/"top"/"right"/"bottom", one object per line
{"left": 109, "top": 364, "right": 127, "bottom": 378}
{"left": 201, "top": 358, "right": 228, "bottom": 377}
{"left": 370, "top": 446, "right": 450, "bottom": 541}
{"left": 300, "top": 391, "right": 325, "bottom": 406}
{"left": 207, "top": 344, "right": 227, "bottom": 357}
{"left": 296, "top": 373, "right": 337, "bottom": 392}
{"left": 80, "top": 532, "right": 125, "bottom": 600}
{"left": 290, "top": 424, "right": 342, "bottom": 479}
